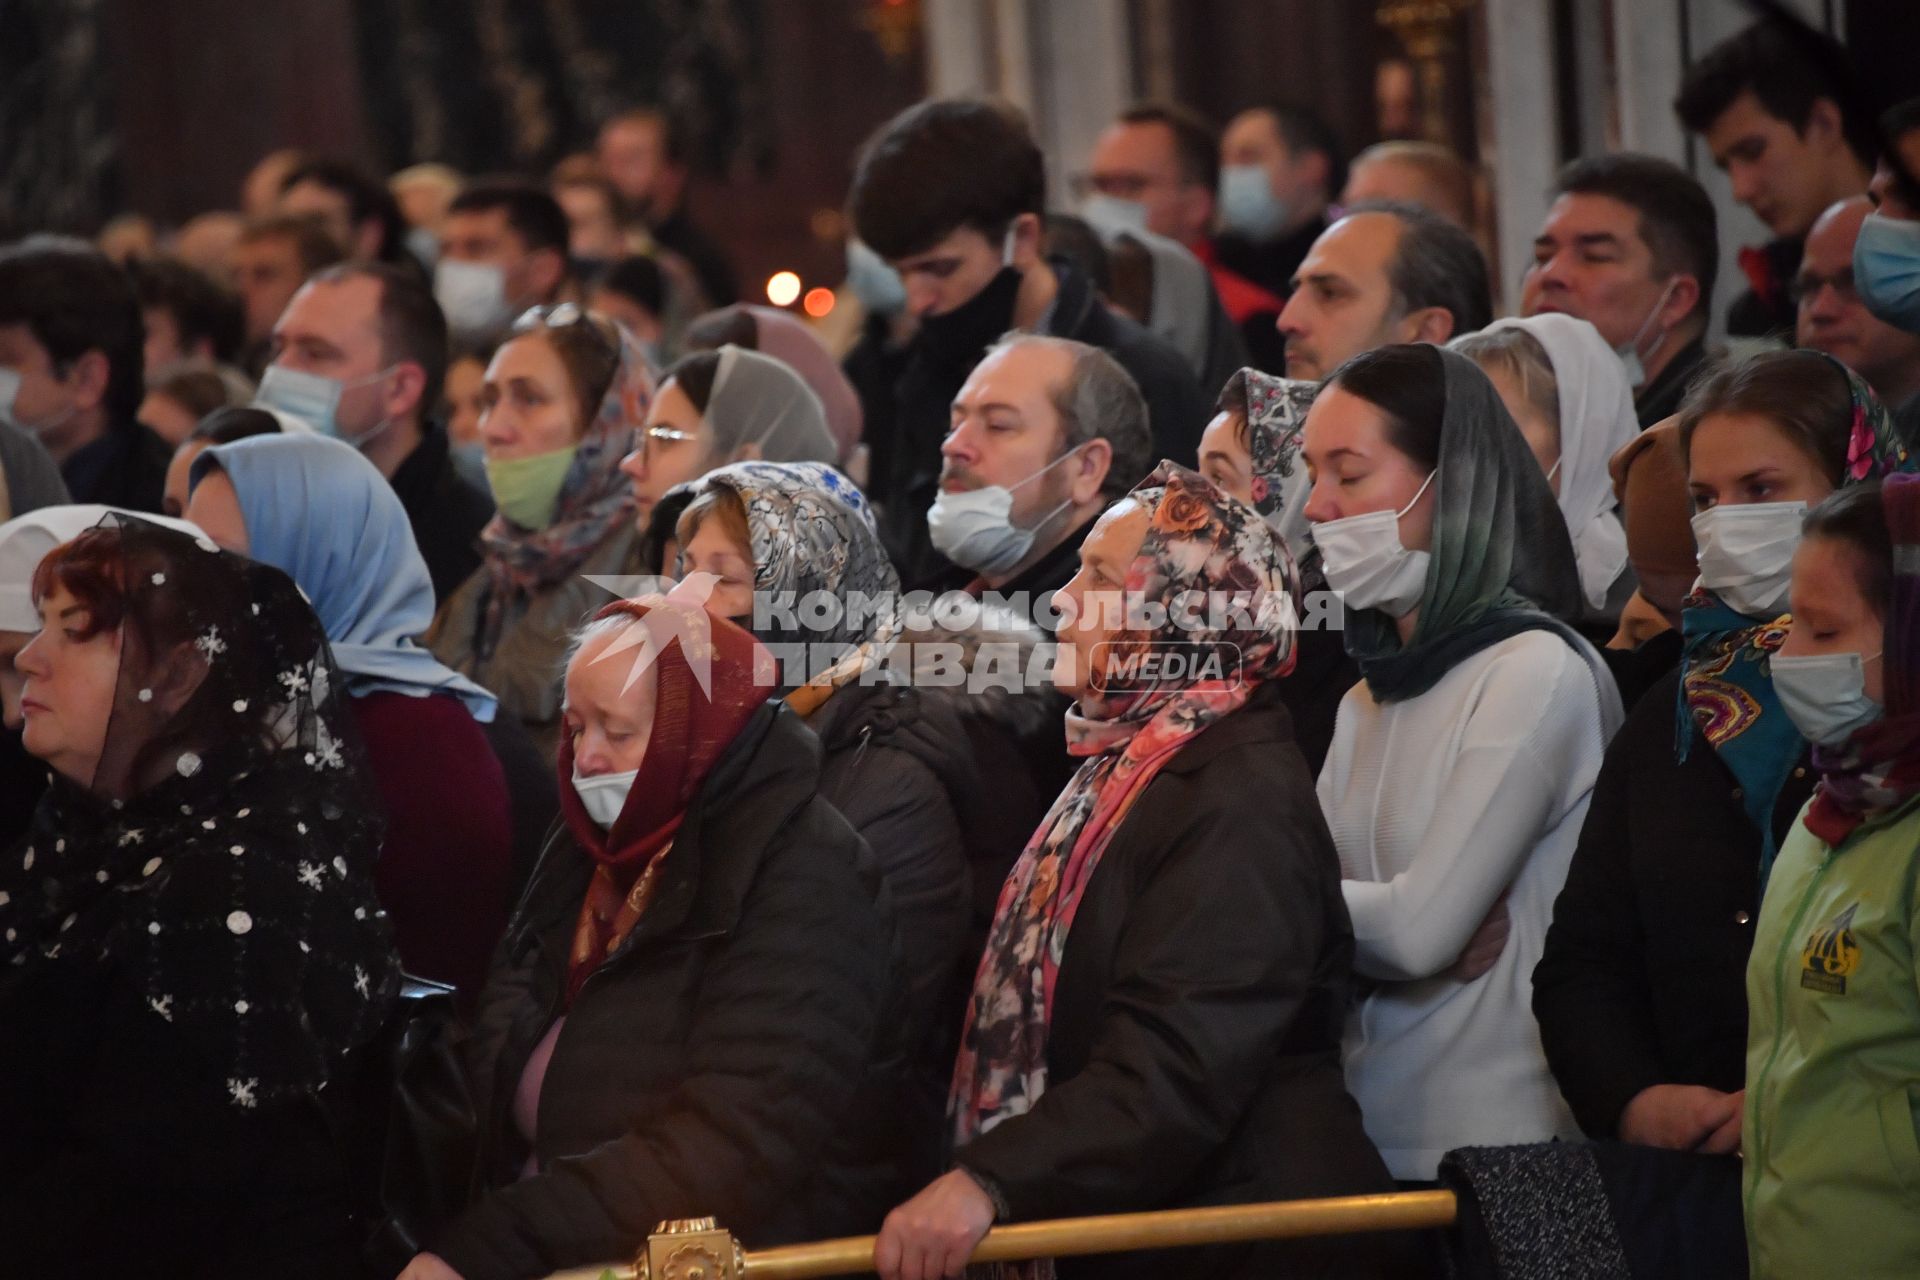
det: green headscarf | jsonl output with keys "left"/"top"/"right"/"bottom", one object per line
{"left": 1344, "top": 345, "right": 1586, "bottom": 701}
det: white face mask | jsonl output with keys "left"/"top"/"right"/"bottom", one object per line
{"left": 435, "top": 259, "right": 511, "bottom": 338}
{"left": 1310, "top": 470, "right": 1436, "bottom": 618}
{"left": 572, "top": 765, "right": 639, "bottom": 829}
{"left": 927, "top": 447, "right": 1079, "bottom": 576}
{"left": 1079, "top": 194, "right": 1149, "bottom": 240}
{"left": 1690, "top": 501, "right": 1806, "bottom": 618}
{"left": 1615, "top": 278, "right": 1678, "bottom": 389}
{"left": 0, "top": 366, "right": 76, "bottom": 437}
{"left": 1772, "top": 650, "right": 1883, "bottom": 746}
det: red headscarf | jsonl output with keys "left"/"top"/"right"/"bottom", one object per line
{"left": 559, "top": 593, "right": 775, "bottom": 1002}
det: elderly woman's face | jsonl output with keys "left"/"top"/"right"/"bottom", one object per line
{"left": 564, "top": 623, "right": 659, "bottom": 776}
{"left": 14, "top": 584, "right": 121, "bottom": 788}
{"left": 1052, "top": 498, "right": 1150, "bottom": 701}
{"left": 481, "top": 333, "right": 582, "bottom": 462}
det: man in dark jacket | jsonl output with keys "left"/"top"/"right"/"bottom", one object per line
{"left": 0, "top": 237, "right": 171, "bottom": 512}
{"left": 1522, "top": 154, "right": 1720, "bottom": 427}
{"left": 257, "top": 262, "right": 492, "bottom": 601}
{"left": 849, "top": 98, "right": 1207, "bottom": 588}
{"left": 1674, "top": 21, "right": 1875, "bottom": 341}
{"left": 926, "top": 334, "right": 1153, "bottom": 616}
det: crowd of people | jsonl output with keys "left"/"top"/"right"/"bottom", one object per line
{"left": 5, "top": 16, "right": 1920, "bottom": 1280}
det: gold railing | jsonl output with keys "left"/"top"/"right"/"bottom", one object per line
{"left": 545, "top": 1189, "right": 1456, "bottom": 1280}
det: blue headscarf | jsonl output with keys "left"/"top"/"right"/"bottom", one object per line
{"left": 190, "top": 434, "right": 499, "bottom": 721}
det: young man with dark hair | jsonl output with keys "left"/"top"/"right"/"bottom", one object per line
{"left": 1861, "top": 99, "right": 1920, "bottom": 440}
{"left": 256, "top": 261, "right": 491, "bottom": 599}
{"left": 280, "top": 157, "right": 412, "bottom": 270}
{"left": 127, "top": 256, "right": 245, "bottom": 371}
{"left": 1215, "top": 102, "right": 1346, "bottom": 299}
{"left": 233, "top": 213, "right": 346, "bottom": 360}
{"left": 0, "top": 237, "right": 171, "bottom": 511}
{"left": 596, "top": 106, "right": 738, "bottom": 307}
{"left": 436, "top": 179, "right": 575, "bottom": 344}
{"left": 1523, "top": 153, "right": 1720, "bottom": 425}
{"left": 848, "top": 97, "right": 1208, "bottom": 588}
{"left": 1675, "top": 20, "right": 1875, "bottom": 338}
{"left": 1083, "top": 101, "right": 1285, "bottom": 372}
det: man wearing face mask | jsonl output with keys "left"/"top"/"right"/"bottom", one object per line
{"left": 0, "top": 238, "right": 172, "bottom": 512}
{"left": 1080, "top": 102, "right": 1285, "bottom": 373}
{"left": 255, "top": 263, "right": 492, "bottom": 600}
{"left": 1524, "top": 155, "right": 1720, "bottom": 427}
{"left": 1214, "top": 103, "right": 1346, "bottom": 303}
{"left": 928, "top": 334, "right": 1152, "bottom": 613}
{"left": 1857, "top": 98, "right": 1920, "bottom": 441}
{"left": 435, "top": 180, "right": 577, "bottom": 346}
{"left": 849, "top": 98, "right": 1207, "bottom": 589}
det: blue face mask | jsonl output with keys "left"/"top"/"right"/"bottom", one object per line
{"left": 1854, "top": 212, "right": 1920, "bottom": 334}
{"left": 845, "top": 239, "right": 907, "bottom": 316}
{"left": 254, "top": 363, "right": 397, "bottom": 445}
{"left": 1218, "top": 164, "right": 1289, "bottom": 242}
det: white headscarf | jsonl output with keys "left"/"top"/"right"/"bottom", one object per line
{"left": 1472, "top": 314, "right": 1641, "bottom": 612}
{"left": 0, "top": 505, "right": 206, "bottom": 632}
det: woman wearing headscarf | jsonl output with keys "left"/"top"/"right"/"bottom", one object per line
{"left": 401, "top": 588, "right": 926, "bottom": 1280}
{"left": 1452, "top": 312, "right": 1643, "bottom": 633}
{"left": 617, "top": 345, "right": 839, "bottom": 537}
{"left": 1197, "top": 367, "right": 1354, "bottom": 770}
{"left": 427, "top": 305, "right": 655, "bottom": 757}
{"left": 0, "top": 504, "right": 204, "bottom": 848}
{"left": 1599, "top": 415, "right": 1697, "bottom": 709}
{"left": 683, "top": 304, "right": 867, "bottom": 467}
{"left": 1534, "top": 352, "right": 1915, "bottom": 1157}
{"left": 186, "top": 432, "right": 519, "bottom": 1000}
{"left": 876, "top": 465, "right": 1406, "bottom": 1280}
{"left": 675, "top": 460, "right": 1053, "bottom": 1103}
{"left": 0, "top": 515, "right": 399, "bottom": 1277}
{"left": 1303, "top": 344, "right": 1622, "bottom": 1182}
{"left": 1744, "top": 475, "right": 1920, "bottom": 1276}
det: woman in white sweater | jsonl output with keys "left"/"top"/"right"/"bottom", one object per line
{"left": 1300, "top": 344, "right": 1623, "bottom": 1182}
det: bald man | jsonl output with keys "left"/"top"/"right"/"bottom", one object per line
{"left": 1796, "top": 195, "right": 1920, "bottom": 408}
{"left": 1342, "top": 142, "right": 1475, "bottom": 231}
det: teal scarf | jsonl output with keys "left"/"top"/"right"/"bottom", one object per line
{"left": 1346, "top": 347, "right": 1585, "bottom": 702}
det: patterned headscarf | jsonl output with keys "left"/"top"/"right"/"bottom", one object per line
{"left": 1214, "top": 367, "right": 1318, "bottom": 550}
{"left": 1679, "top": 356, "right": 1914, "bottom": 876}
{"left": 950, "top": 465, "right": 1300, "bottom": 1202}
{"left": 687, "top": 460, "right": 897, "bottom": 710}
{"left": 1804, "top": 473, "right": 1920, "bottom": 845}
{"left": 1, "top": 516, "right": 398, "bottom": 1112}
{"left": 475, "top": 315, "right": 653, "bottom": 659}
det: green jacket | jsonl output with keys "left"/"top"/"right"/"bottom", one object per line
{"left": 1744, "top": 797, "right": 1920, "bottom": 1278}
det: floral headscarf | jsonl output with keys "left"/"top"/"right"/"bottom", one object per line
{"left": 688, "top": 460, "right": 896, "bottom": 709}
{"left": 950, "top": 464, "right": 1299, "bottom": 1225}
{"left": 475, "top": 315, "right": 654, "bottom": 659}
{"left": 1215, "top": 366, "right": 1318, "bottom": 550}
{"left": 1804, "top": 473, "right": 1920, "bottom": 846}
{"left": 1679, "top": 355, "right": 1915, "bottom": 878}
